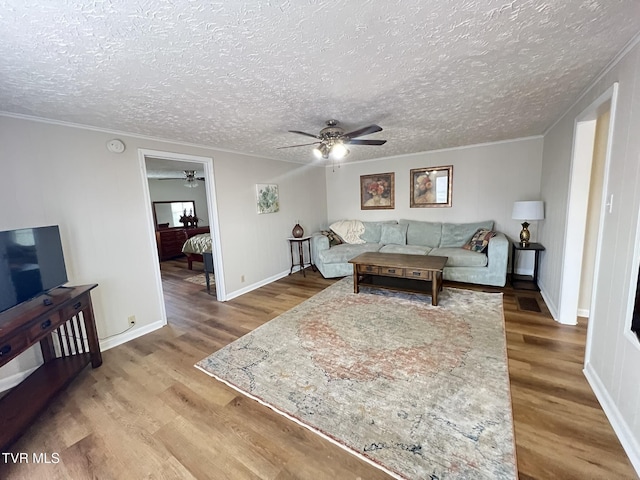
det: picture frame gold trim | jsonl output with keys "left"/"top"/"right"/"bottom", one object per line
{"left": 360, "top": 172, "right": 395, "bottom": 210}
{"left": 410, "top": 165, "right": 453, "bottom": 208}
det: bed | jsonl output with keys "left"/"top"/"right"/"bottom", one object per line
{"left": 181, "top": 233, "right": 212, "bottom": 270}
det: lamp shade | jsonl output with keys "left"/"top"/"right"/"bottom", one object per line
{"left": 512, "top": 201, "right": 544, "bottom": 221}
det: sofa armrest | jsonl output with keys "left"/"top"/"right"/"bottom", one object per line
{"left": 311, "top": 232, "right": 330, "bottom": 265}
{"left": 486, "top": 232, "right": 509, "bottom": 283}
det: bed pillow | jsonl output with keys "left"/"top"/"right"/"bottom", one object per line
{"left": 380, "top": 223, "right": 408, "bottom": 245}
{"left": 462, "top": 228, "right": 496, "bottom": 253}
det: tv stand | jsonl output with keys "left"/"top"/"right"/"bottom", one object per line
{"left": 0, "top": 284, "right": 101, "bottom": 451}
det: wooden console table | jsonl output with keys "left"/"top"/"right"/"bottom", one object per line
{"left": 349, "top": 252, "right": 448, "bottom": 306}
{"left": 0, "top": 284, "right": 102, "bottom": 451}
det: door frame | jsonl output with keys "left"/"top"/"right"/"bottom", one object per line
{"left": 138, "top": 149, "right": 227, "bottom": 311}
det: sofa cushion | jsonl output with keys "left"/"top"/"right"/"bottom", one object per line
{"left": 463, "top": 228, "right": 496, "bottom": 253}
{"left": 320, "top": 230, "right": 343, "bottom": 246}
{"left": 380, "top": 223, "right": 408, "bottom": 245}
{"left": 430, "top": 247, "right": 488, "bottom": 267}
{"left": 360, "top": 221, "right": 398, "bottom": 243}
{"left": 399, "top": 219, "right": 442, "bottom": 248}
{"left": 440, "top": 221, "right": 494, "bottom": 247}
{"left": 329, "top": 220, "right": 365, "bottom": 244}
{"left": 379, "top": 244, "right": 432, "bottom": 255}
{"left": 318, "top": 243, "right": 382, "bottom": 264}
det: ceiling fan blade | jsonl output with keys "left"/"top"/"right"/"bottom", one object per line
{"left": 277, "top": 142, "right": 321, "bottom": 149}
{"left": 346, "top": 139, "right": 387, "bottom": 146}
{"left": 344, "top": 124, "right": 383, "bottom": 139}
{"left": 289, "top": 130, "right": 321, "bottom": 139}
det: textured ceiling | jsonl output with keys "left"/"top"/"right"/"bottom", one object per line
{"left": 1, "top": 1, "right": 639, "bottom": 164}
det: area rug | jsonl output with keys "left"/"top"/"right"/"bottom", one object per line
{"left": 195, "top": 278, "right": 516, "bottom": 479}
{"left": 184, "top": 273, "right": 215, "bottom": 287}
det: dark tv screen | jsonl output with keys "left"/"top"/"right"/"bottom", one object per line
{"left": 0, "top": 226, "right": 68, "bottom": 313}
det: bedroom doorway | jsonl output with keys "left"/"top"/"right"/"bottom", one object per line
{"left": 138, "top": 149, "right": 226, "bottom": 315}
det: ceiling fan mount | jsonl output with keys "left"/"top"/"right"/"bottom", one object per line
{"left": 279, "top": 119, "right": 387, "bottom": 160}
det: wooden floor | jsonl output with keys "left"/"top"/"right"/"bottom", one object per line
{"left": 1, "top": 258, "right": 636, "bottom": 479}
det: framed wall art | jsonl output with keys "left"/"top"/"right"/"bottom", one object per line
{"left": 410, "top": 165, "right": 453, "bottom": 208}
{"left": 360, "top": 172, "right": 395, "bottom": 210}
{"left": 256, "top": 184, "right": 280, "bottom": 214}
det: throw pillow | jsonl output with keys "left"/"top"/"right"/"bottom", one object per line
{"left": 380, "top": 223, "right": 408, "bottom": 245}
{"left": 462, "top": 228, "right": 496, "bottom": 253}
{"left": 329, "top": 220, "right": 366, "bottom": 244}
{"left": 320, "top": 230, "right": 343, "bottom": 246}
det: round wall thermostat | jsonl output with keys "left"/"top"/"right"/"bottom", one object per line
{"left": 106, "top": 139, "right": 126, "bottom": 153}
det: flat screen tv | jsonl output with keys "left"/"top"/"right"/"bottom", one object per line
{"left": 0, "top": 225, "right": 68, "bottom": 313}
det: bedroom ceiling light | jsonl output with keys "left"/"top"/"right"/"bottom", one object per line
{"left": 184, "top": 170, "right": 198, "bottom": 188}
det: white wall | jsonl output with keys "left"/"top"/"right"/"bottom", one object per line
{"left": 325, "top": 137, "right": 544, "bottom": 274}
{"left": 0, "top": 115, "right": 327, "bottom": 386}
{"left": 147, "top": 178, "right": 210, "bottom": 227}
{"left": 539, "top": 39, "right": 640, "bottom": 472}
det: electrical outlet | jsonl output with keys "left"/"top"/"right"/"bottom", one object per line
{"left": 128, "top": 315, "right": 136, "bottom": 326}
{"left": 241, "top": 275, "right": 245, "bottom": 283}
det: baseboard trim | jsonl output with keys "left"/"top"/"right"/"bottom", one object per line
{"left": 577, "top": 308, "right": 590, "bottom": 318}
{"left": 0, "top": 320, "right": 166, "bottom": 395}
{"left": 584, "top": 362, "right": 640, "bottom": 476}
{"left": 225, "top": 267, "right": 300, "bottom": 301}
{"left": 539, "top": 283, "right": 561, "bottom": 323}
{"left": 99, "top": 319, "right": 166, "bottom": 352}
{"left": 0, "top": 365, "right": 41, "bottom": 394}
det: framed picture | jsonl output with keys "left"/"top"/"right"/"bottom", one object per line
{"left": 360, "top": 172, "right": 395, "bottom": 210}
{"left": 410, "top": 165, "right": 453, "bottom": 208}
{"left": 256, "top": 184, "right": 280, "bottom": 214}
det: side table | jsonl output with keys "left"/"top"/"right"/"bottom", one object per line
{"left": 287, "top": 236, "right": 315, "bottom": 276}
{"left": 511, "top": 242, "right": 545, "bottom": 291}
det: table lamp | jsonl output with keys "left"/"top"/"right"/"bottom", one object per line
{"left": 512, "top": 201, "right": 544, "bottom": 247}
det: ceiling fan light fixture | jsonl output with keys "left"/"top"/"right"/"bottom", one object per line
{"left": 184, "top": 170, "right": 198, "bottom": 188}
{"left": 313, "top": 143, "right": 330, "bottom": 159}
{"left": 330, "top": 142, "right": 349, "bottom": 160}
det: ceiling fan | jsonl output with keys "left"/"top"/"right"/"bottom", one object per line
{"left": 278, "top": 120, "right": 387, "bottom": 160}
{"left": 183, "top": 170, "right": 203, "bottom": 188}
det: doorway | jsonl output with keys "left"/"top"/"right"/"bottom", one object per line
{"left": 138, "top": 149, "right": 226, "bottom": 323}
{"left": 558, "top": 84, "right": 618, "bottom": 330}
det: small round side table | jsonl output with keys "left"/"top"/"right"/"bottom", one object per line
{"left": 287, "top": 236, "right": 316, "bottom": 276}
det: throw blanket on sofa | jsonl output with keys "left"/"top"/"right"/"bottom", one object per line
{"left": 329, "top": 220, "right": 365, "bottom": 244}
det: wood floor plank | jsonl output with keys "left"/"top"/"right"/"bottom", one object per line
{"left": 0, "top": 258, "right": 635, "bottom": 479}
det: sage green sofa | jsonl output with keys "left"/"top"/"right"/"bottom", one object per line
{"left": 310, "top": 219, "right": 508, "bottom": 287}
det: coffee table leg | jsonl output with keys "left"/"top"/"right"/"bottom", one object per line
{"left": 353, "top": 269, "right": 359, "bottom": 293}
{"left": 431, "top": 272, "right": 439, "bottom": 306}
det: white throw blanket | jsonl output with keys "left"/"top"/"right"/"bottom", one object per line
{"left": 329, "top": 220, "right": 365, "bottom": 244}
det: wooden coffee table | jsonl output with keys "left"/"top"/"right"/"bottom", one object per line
{"left": 349, "top": 252, "right": 448, "bottom": 306}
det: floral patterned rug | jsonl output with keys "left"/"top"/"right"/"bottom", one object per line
{"left": 184, "top": 273, "right": 215, "bottom": 287}
{"left": 195, "top": 277, "right": 516, "bottom": 479}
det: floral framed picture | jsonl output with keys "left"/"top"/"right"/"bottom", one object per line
{"left": 360, "top": 172, "right": 395, "bottom": 210}
{"left": 410, "top": 165, "right": 453, "bottom": 208}
{"left": 256, "top": 184, "right": 280, "bottom": 214}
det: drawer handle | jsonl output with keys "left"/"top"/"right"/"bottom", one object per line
{"left": 0, "top": 344, "right": 11, "bottom": 356}
{"left": 388, "top": 269, "right": 396, "bottom": 273}
{"left": 412, "top": 271, "right": 421, "bottom": 276}
{"left": 41, "top": 319, "right": 52, "bottom": 330}
{"left": 73, "top": 302, "right": 82, "bottom": 310}
{"left": 366, "top": 266, "right": 373, "bottom": 271}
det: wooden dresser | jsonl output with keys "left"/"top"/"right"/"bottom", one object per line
{"left": 155, "top": 226, "right": 210, "bottom": 261}
{"left": 0, "top": 284, "right": 101, "bottom": 451}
